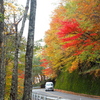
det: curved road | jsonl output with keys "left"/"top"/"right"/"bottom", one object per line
{"left": 32, "top": 89, "right": 100, "bottom": 100}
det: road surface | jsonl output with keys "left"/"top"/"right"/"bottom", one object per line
{"left": 32, "top": 89, "right": 100, "bottom": 100}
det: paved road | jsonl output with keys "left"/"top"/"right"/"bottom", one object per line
{"left": 32, "top": 89, "right": 100, "bottom": 100}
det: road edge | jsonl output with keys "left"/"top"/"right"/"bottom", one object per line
{"left": 54, "top": 89, "right": 100, "bottom": 99}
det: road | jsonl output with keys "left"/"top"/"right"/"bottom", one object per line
{"left": 32, "top": 89, "right": 100, "bottom": 100}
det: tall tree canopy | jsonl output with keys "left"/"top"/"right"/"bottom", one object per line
{"left": 41, "top": 0, "right": 100, "bottom": 78}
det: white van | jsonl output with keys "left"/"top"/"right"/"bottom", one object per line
{"left": 45, "top": 82, "right": 54, "bottom": 91}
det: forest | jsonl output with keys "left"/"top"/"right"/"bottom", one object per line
{"left": 0, "top": 0, "right": 100, "bottom": 100}
{"left": 0, "top": 0, "right": 37, "bottom": 100}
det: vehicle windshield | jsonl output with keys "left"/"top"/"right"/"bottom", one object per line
{"left": 46, "top": 84, "right": 53, "bottom": 86}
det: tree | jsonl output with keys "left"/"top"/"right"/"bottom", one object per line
{"left": 4, "top": 37, "right": 26, "bottom": 99}
{"left": 10, "top": 0, "right": 30, "bottom": 99}
{"left": 40, "top": 5, "right": 67, "bottom": 78}
{"left": 42, "top": 0, "right": 100, "bottom": 78}
{"left": 55, "top": 0, "right": 100, "bottom": 76}
{"left": 22, "top": 0, "right": 36, "bottom": 99}
{"left": 0, "top": 0, "right": 5, "bottom": 100}
{"left": 59, "top": 0, "right": 100, "bottom": 75}
{"left": 32, "top": 56, "right": 44, "bottom": 84}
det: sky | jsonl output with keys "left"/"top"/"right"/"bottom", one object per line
{"left": 17, "top": 0, "right": 61, "bottom": 41}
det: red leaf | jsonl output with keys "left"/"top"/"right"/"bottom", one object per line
{"left": 62, "top": 40, "right": 82, "bottom": 48}
{"left": 18, "top": 74, "right": 24, "bottom": 79}
{"left": 90, "top": 33, "right": 98, "bottom": 36}
{"left": 42, "top": 68, "right": 53, "bottom": 76}
{"left": 56, "top": 19, "right": 82, "bottom": 38}
{"left": 40, "top": 59, "right": 47, "bottom": 62}
{"left": 73, "top": 50, "right": 84, "bottom": 55}
{"left": 61, "top": 33, "right": 83, "bottom": 42}
{"left": 84, "top": 39, "right": 91, "bottom": 43}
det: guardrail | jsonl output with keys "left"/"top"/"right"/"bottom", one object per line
{"left": 32, "top": 92, "right": 68, "bottom": 100}
{"left": 32, "top": 92, "right": 83, "bottom": 100}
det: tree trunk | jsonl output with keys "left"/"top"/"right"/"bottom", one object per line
{"left": 10, "top": 23, "right": 19, "bottom": 100}
{"left": 0, "top": 0, "right": 4, "bottom": 47}
{"left": 10, "top": 1, "right": 30, "bottom": 100}
{"left": 22, "top": 0, "right": 36, "bottom": 99}
{"left": 0, "top": 0, "right": 5, "bottom": 100}
{"left": 0, "top": 36, "right": 5, "bottom": 100}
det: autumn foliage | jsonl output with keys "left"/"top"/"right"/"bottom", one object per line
{"left": 41, "top": 0, "right": 100, "bottom": 77}
{"left": 40, "top": 58, "right": 53, "bottom": 76}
